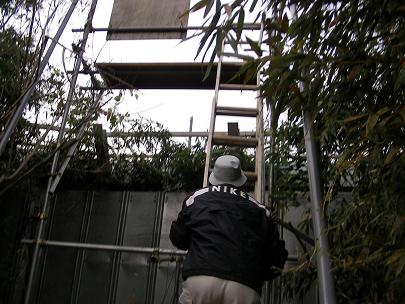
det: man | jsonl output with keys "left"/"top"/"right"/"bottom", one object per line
{"left": 170, "top": 155, "right": 288, "bottom": 304}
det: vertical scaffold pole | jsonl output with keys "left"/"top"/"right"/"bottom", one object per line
{"left": 0, "top": 0, "right": 80, "bottom": 157}
{"left": 303, "top": 110, "right": 336, "bottom": 304}
{"left": 23, "top": 0, "right": 99, "bottom": 303}
{"left": 188, "top": 116, "right": 193, "bottom": 149}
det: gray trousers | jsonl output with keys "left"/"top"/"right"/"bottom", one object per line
{"left": 179, "top": 275, "right": 261, "bottom": 304}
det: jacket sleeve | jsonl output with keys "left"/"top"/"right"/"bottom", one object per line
{"left": 264, "top": 218, "right": 289, "bottom": 281}
{"left": 169, "top": 200, "right": 191, "bottom": 251}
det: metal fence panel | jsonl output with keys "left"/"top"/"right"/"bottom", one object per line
{"left": 26, "top": 190, "right": 324, "bottom": 304}
{"left": 77, "top": 191, "right": 123, "bottom": 304}
{"left": 159, "top": 193, "right": 184, "bottom": 250}
{"left": 154, "top": 192, "right": 185, "bottom": 304}
{"left": 35, "top": 191, "right": 88, "bottom": 304}
{"left": 115, "top": 192, "right": 159, "bottom": 304}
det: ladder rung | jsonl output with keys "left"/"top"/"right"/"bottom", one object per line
{"left": 219, "top": 84, "right": 257, "bottom": 90}
{"left": 225, "top": 40, "right": 251, "bottom": 45}
{"left": 212, "top": 134, "right": 258, "bottom": 147}
{"left": 221, "top": 52, "right": 254, "bottom": 61}
{"left": 216, "top": 106, "right": 258, "bottom": 117}
{"left": 244, "top": 171, "right": 257, "bottom": 181}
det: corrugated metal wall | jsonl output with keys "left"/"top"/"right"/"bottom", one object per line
{"left": 30, "top": 191, "right": 183, "bottom": 304}
{"left": 29, "top": 190, "right": 318, "bottom": 304}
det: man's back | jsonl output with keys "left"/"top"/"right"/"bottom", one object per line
{"left": 170, "top": 155, "right": 287, "bottom": 304}
{"left": 170, "top": 184, "right": 280, "bottom": 294}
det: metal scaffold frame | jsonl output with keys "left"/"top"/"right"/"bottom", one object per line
{"left": 0, "top": 1, "right": 335, "bottom": 303}
{"left": 23, "top": 0, "right": 101, "bottom": 303}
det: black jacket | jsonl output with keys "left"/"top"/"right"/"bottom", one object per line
{"left": 169, "top": 185, "right": 288, "bottom": 294}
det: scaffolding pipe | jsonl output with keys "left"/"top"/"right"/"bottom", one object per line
{"left": 21, "top": 239, "right": 299, "bottom": 262}
{"left": 188, "top": 116, "right": 193, "bottom": 149}
{"left": 23, "top": 1, "right": 99, "bottom": 303}
{"left": 71, "top": 24, "right": 262, "bottom": 33}
{"left": 0, "top": 0, "right": 80, "bottom": 157}
{"left": 303, "top": 110, "right": 336, "bottom": 304}
{"left": 21, "top": 239, "right": 187, "bottom": 255}
{"left": 49, "top": 97, "right": 102, "bottom": 194}
{"left": 28, "top": 123, "right": 260, "bottom": 137}
{"left": 255, "top": 19, "right": 265, "bottom": 204}
{"left": 49, "top": 61, "right": 105, "bottom": 193}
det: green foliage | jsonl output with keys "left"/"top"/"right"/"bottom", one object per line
{"left": 270, "top": 118, "right": 308, "bottom": 205}
{"left": 64, "top": 126, "right": 256, "bottom": 192}
{"left": 65, "top": 120, "right": 206, "bottom": 191}
{"left": 0, "top": 28, "right": 27, "bottom": 114}
{"left": 0, "top": 26, "right": 38, "bottom": 184}
{"left": 191, "top": 0, "right": 405, "bottom": 302}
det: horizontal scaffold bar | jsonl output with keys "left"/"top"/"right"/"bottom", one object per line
{"left": 21, "top": 239, "right": 298, "bottom": 261}
{"left": 28, "top": 123, "right": 261, "bottom": 137}
{"left": 72, "top": 24, "right": 262, "bottom": 33}
{"left": 21, "top": 239, "right": 187, "bottom": 256}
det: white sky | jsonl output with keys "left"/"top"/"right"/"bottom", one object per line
{"left": 50, "top": 0, "right": 265, "bottom": 140}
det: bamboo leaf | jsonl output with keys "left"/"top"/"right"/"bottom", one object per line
{"left": 195, "top": 31, "right": 212, "bottom": 60}
{"left": 201, "top": 32, "right": 217, "bottom": 62}
{"left": 195, "top": 9, "right": 221, "bottom": 60}
{"left": 281, "top": 13, "right": 289, "bottom": 33}
{"left": 203, "top": 0, "right": 215, "bottom": 18}
{"left": 190, "top": 0, "right": 209, "bottom": 13}
{"left": 399, "top": 105, "right": 405, "bottom": 123}
{"left": 249, "top": 0, "right": 259, "bottom": 13}
{"left": 244, "top": 63, "right": 257, "bottom": 83}
{"left": 340, "top": 113, "right": 368, "bottom": 123}
{"left": 395, "top": 256, "right": 405, "bottom": 277}
{"left": 203, "top": 46, "right": 217, "bottom": 81}
{"left": 386, "top": 250, "right": 402, "bottom": 265}
{"left": 216, "top": 0, "right": 220, "bottom": 13}
{"left": 180, "top": 0, "right": 209, "bottom": 18}
{"left": 348, "top": 65, "right": 362, "bottom": 80}
{"left": 236, "top": 9, "right": 245, "bottom": 42}
{"left": 384, "top": 147, "right": 400, "bottom": 165}
{"left": 375, "top": 106, "right": 389, "bottom": 115}
{"left": 246, "top": 36, "right": 262, "bottom": 56}
{"left": 394, "top": 68, "right": 405, "bottom": 91}
{"left": 226, "top": 32, "right": 238, "bottom": 54}
{"left": 231, "top": 0, "right": 243, "bottom": 10}
{"left": 366, "top": 113, "right": 379, "bottom": 136}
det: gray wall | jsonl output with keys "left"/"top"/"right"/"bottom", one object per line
{"left": 31, "top": 191, "right": 178, "bottom": 304}
{"left": 28, "top": 190, "right": 319, "bottom": 304}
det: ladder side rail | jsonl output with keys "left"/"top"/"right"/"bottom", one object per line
{"left": 203, "top": 39, "right": 225, "bottom": 187}
{"left": 255, "top": 20, "right": 266, "bottom": 202}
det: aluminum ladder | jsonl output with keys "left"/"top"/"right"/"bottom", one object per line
{"left": 203, "top": 26, "right": 265, "bottom": 202}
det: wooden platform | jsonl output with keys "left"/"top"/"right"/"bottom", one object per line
{"left": 95, "top": 62, "right": 256, "bottom": 90}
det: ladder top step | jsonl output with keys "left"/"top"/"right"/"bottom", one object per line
{"left": 216, "top": 106, "right": 258, "bottom": 117}
{"left": 219, "top": 83, "right": 257, "bottom": 90}
{"left": 212, "top": 134, "right": 258, "bottom": 147}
